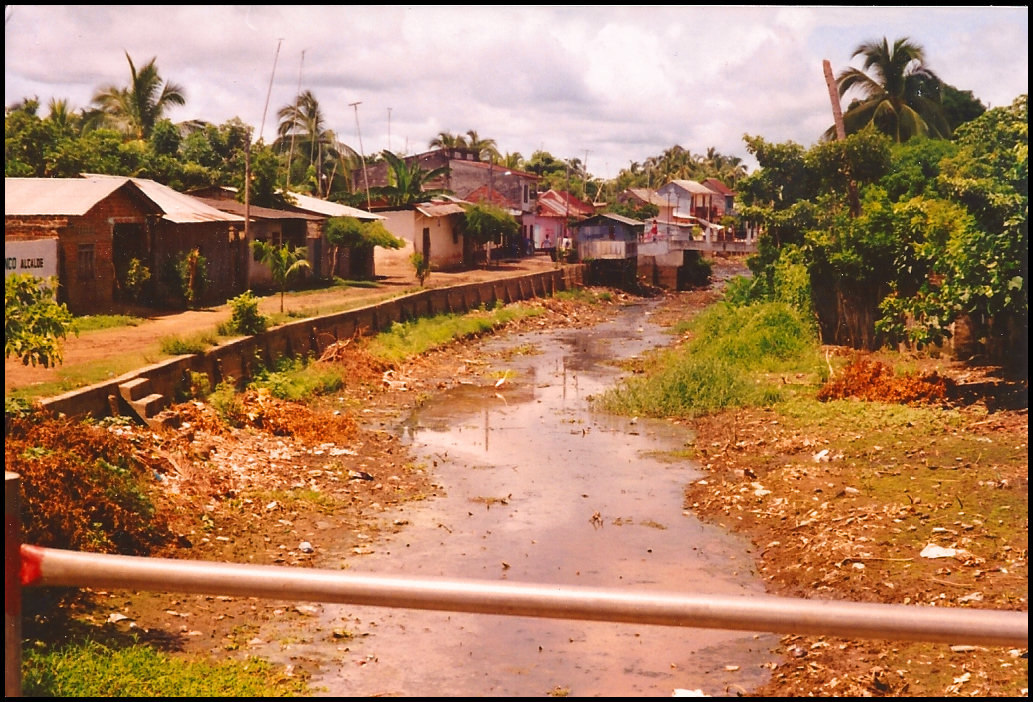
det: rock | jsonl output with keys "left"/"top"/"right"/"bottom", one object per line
{"left": 299, "top": 541, "right": 314, "bottom": 554}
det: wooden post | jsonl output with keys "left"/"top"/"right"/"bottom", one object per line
{"left": 6, "top": 472, "right": 22, "bottom": 697}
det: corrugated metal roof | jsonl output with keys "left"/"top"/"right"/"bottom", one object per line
{"left": 702, "top": 178, "right": 736, "bottom": 196}
{"left": 574, "top": 213, "right": 645, "bottom": 228}
{"left": 194, "top": 197, "right": 323, "bottom": 221}
{"left": 82, "top": 174, "right": 244, "bottom": 223}
{"left": 664, "top": 179, "right": 714, "bottom": 196}
{"left": 415, "top": 202, "right": 466, "bottom": 218}
{"left": 626, "top": 188, "right": 669, "bottom": 207}
{"left": 5, "top": 177, "right": 145, "bottom": 216}
{"left": 287, "top": 192, "right": 384, "bottom": 220}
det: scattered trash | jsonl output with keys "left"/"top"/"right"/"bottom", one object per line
{"left": 812, "top": 449, "right": 830, "bottom": 462}
{"left": 724, "top": 665, "right": 740, "bottom": 671}
{"left": 920, "top": 544, "right": 961, "bottom": 559}
{"left": 299, "top": 541, "right": 314, "bottom": 554}
{"left": 107, "top": 613, "right": 131, "bottom": 623}
{"left": 672, "top": 690, "right": 708, "bottom": 697}
{"left": 950, "top": 645, "right": 978, "bottom": 653}
{"left": 957, "top": 592, "right": 984, "bottom": 603}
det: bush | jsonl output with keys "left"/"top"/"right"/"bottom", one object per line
{"left": 5, "top": 416, "right": 169, "bottom": 554}
{"left": 5, "top": 274, "right": 74, "bottom": 368}
{"left": 227, "top": 291, "right": 266, "bottom": 335}
{"left": 410, "top": 251, "right": 430, "bottom": 286}
{"left": 174, "top": 249, "right": 208, "bottom": 306}
{"left": 119, "top": 258, "right": 151, "bottom": 303}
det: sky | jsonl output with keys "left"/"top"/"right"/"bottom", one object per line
{"left": 4, "top": 6, "right": 1029, "bottom": 177}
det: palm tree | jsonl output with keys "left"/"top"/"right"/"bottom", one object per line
{"left": 375, "top": 150, "right": 451, "bottom": 206}
{"left": 250, "top": 240, "right": 310, "bottom": 312}
{"left": 830, "top": 37, "right": 950, "bottom": 143}
{"left": 429, "top": 131, "right": 467, "bottom": 150}
{"left": 92, "top": 52, "right": 186, "bottom": 140}
{"left": 465, "top": 130, "right": 499, "bottom": 162}
{"left": 276, "top": 90, "right": 343, "bottom": 196}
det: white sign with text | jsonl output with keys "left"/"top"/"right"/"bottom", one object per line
{"left": 5, "top": 238, "right": 59, "bottom": 279}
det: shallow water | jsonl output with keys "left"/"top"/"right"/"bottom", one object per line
{"left": 310, "top": 301, "right": 778, "bottom": 696}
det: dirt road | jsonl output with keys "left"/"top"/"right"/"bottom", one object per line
{"left": 4, "top": 255, "right": 557, "bottom": 395}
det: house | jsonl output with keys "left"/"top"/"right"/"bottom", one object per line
{"left": 377, "top": 200, "right": 468, "bottom": 271}
{"left": 359, "top": 148, "right": 539, "bottom": 215}
{"left": 570, "top": 213, "right": 642, "bottom": 290}
{"left": 191, "top": 197, "right": 324, "bottom": 287}
{"left": 656, "top": 180, "right": 716, "bottom": 222}
{"left": 701, "top": 178, "right": 737, "bottom": 219}
{"left": 524, "top": 189, "right": 595, "bottom": 250}
{"left": 5, "top": 176, "right": 244, "bottom": 313}
{"left": 189, "top": 186, "right": 386, "bottom": 281}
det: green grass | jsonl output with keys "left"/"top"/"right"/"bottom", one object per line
{"left": 366, "top": 304, "right": 543, "bottom": 364}
{"left": 250, "top": 357, "right": 344, "bottom": 402}
{"left": 597, "top": 302, "right": 819, "bottom": 419}
{"left": 70, "top": 314, "right": 145, "bottom": 333}
{"left": 263, "top": 291, "right": 400, "bottom": 328}
{"left": 22, "top": 640, "right": 306, "bottom": 697}
{"left": 159, "top": 331, "right": 221, "bottom": 356}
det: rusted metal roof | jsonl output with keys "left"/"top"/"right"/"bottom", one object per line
{"left": 5, "top": 177, "right": 147, "bottom": 216}
{"left": 702, "top": 178, "right": 736, "bottom": 196}
{"left": 286, "top": 192, "right": 384, "bottom": 220}
{"left": 194, "top": 197, "right": 323, "bottom": 221}
{"left": 625, "top": 188, "right": 669, "bottom": 207}
{"left": 415, "top": 202, "right": 466, "bottom": 218}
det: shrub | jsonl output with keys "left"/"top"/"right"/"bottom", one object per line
{"left": 119, "top": 258, "right": 151, "bottom": 303}
{"left": 410, "top": 251, "right": 430, "bottom": 286}
{"left": 5, "top": 274, "right": 74, "bottom": 368}
{"left": 174, "top": 249, "right": 208, "bottom": 306}
{"left": 227, "top": 291, "right": 266, "bottom": 335}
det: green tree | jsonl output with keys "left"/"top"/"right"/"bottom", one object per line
{"left": 324, "top": 217, "right": 404, "bottom": 278}
{"left": 460, "top": 204, "right": 519, "bottom": 266}
{"left": 465, "top": 130, "right": 499, "bottom": 162}
{"left": 376, "top": 150, "right": 451, "bottom": 206}
{"left": 940, "top": 83, "right": 987, "bottom": 133}
{"left": 429, "top": 131, "right": 467, "bottom": 150}
{"left": 92, "top": 52, "right": 186, "bottom": 140}
{"left": 250, "top": 240, "right": 311, "bottom": 312}
{"left": 831, "top": 37, "right": 951, "bottom": 143}
{"left": 5, "top": 275, "right": 74, "bottom": 368}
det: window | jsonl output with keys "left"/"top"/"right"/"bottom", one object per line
{"left": 77, "top": 244, "right": 95, "bottom": 280}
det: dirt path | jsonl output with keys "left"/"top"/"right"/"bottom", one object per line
{"left": 4, "top": 255, "right": 557, "bottom": 395}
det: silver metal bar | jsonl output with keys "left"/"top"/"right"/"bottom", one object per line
{"left": 23, "top": 545, "right": 1027, "bottom": 647}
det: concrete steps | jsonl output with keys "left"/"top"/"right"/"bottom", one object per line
{"left": 117, "top": 377, "right": 179, "bottom": 429}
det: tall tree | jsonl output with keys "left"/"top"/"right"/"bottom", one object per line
{"left": 830, "top": 37, "right": 950, "bottom": 143}
{"left": 276, "top": 90, "right": 346, "bottom": 196}
{"left": 465, "top": 130, "right": 499, "bottom": 162}
{"left": 92, "top": 52, "right": 186, "bottom": 140}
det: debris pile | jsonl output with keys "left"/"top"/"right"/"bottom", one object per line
{"left": 818, "top": 357, "right": 953, "bottom": 404}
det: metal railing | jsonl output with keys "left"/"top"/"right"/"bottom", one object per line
{"left": 6, "top": 472, "right": 1028, "bottom": 697}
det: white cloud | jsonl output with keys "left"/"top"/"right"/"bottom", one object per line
{"left": 5, "top": 6, "right": 1028, "bottom": 177}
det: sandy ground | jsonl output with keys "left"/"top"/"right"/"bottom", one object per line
{"left": 4, "top": 254, "right": 557, "bottom": 394}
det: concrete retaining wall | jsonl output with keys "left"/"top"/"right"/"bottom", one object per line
{"left": 40, "top": 266, "right": 583, "bottom": 421}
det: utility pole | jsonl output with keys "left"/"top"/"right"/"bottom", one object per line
{"left": 259, "top": 38, "right": 283, "bottom": 143}
{"left": 387, "top": 107, "right": 392, "bottom": 153}
{"left": 284, "top": 49, "right": 305, "bottom": 194}
{"left": 351, "top": 101, "right": 371, "bottom": 211}
{"left": 244, "top": 128, "right": 252, "bottom": 287}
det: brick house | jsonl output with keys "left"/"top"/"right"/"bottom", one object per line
{"left": 5, "top": 176, "right": 245, "bottom": 313}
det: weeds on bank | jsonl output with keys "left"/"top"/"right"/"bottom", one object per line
{"left": 23, "top": 640, "right": 306, "bottom": 697}
{"left": 159, "top": 330, "right": 221, "bottom": 356}
{"left": 366, "top": 304, "right": 543, "bottom": 364}
{"left": 70, "top": 314, "right": 144, "bottom": 333}
{"left": 598, "top": 302, "right": 821, "bottom": 418}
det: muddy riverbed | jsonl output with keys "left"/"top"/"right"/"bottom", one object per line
{"left": 282, "top": 300, "right": 780, "bottom": 696}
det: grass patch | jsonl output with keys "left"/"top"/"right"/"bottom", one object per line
{"left": 598, "top": 302, "right": 818, "bottom": 419}
{"left": 555, "top": 288, "right": 605, "bottom": 304}
{"left": 366, "top": 304, "right": 543, "bottom": 364}
{"left": 159, "top": 331, "right": 221, "bottom": 356}
{"left": 23, "top": 640, "right": 306, "bottom": 697}
{"left": 70, "top": 314, "right": 145, "bottom": 333}
{"left": 249, "top": 357, "right": 344, "bottom": 402}
{"left": 6, "top": 352, "right": 161, "bottom": 402}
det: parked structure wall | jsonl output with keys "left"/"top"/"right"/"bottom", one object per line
{"left": 40, "top": 267, "right": 583, "bottom": 421}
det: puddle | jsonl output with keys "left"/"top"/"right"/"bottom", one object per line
{"left": 305, "top": 302, "right": 779, "bottom": 695}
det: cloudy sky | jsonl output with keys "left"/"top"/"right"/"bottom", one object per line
{"left": 5, "top": 6, "right": 1028, "bottom": 176}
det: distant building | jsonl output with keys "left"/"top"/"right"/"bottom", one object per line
{"left": 378, "top": 200, "right": 468, "bottom": 271}
{"left": 524, "top": 189, "right": 595, "bottom": 250}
